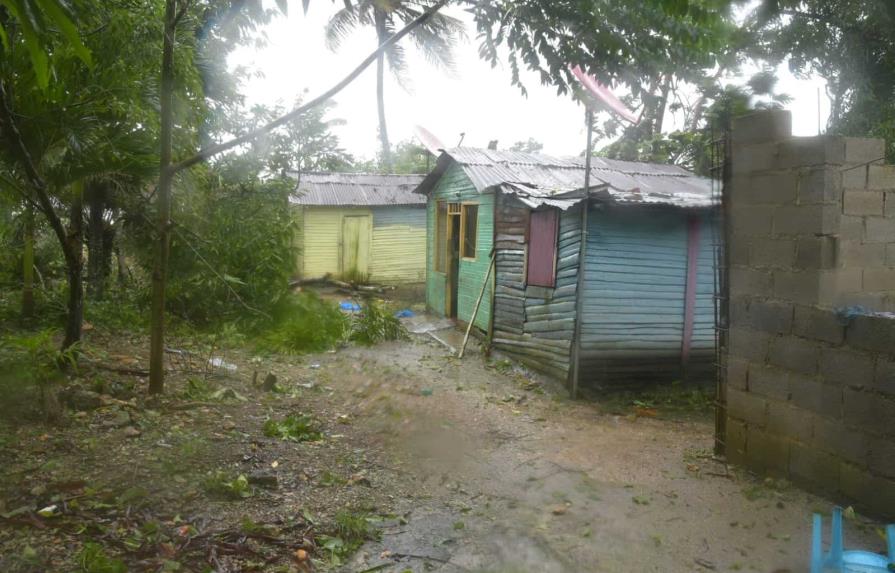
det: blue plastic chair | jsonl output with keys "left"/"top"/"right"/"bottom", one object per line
{"left": 811, "top": 507, "right": 895, "bottom": 573}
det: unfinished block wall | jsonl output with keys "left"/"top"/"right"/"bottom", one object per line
{"left": 725, "top": 109, "right": 895, "bottom": 517}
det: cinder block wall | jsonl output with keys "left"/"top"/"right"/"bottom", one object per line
{"left": 725, "top": 109, "right": 895, "bottom": 517}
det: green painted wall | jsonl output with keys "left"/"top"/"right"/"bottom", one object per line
{"left": 425, "top": 164, "right": 493, "bottom": 331}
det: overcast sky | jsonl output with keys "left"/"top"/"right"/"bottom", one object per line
{"left": 228, "top": 2, "right": 830, "bottom": 161}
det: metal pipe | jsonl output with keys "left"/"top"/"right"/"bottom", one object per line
{"left": 569, "top": 107, "right": 594, "bottom": 398}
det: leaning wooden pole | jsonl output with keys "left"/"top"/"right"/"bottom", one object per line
{"left": 569, "top": 107, "right": 594, "bottom": 399}
{"left": 458, "top": 249, "right": 495, "bottom": 359}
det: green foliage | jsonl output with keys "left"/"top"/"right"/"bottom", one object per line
{"left": 202, "top": 470, "right": 253, "bottom": 500}
{"left": 349, "top": 300, "right": 408, "bottom": 346}
{"left": 148, "top": 163, "right": 297, "bottom": 326}
{"left": 76, "top": 542, "right": 126, "bottom": 573}
{"left": 0, "top": 329, "right": 75, "bottom": 421}
{"left": 754, "top": 0, "right": 895, "bottom": 159}
{"left": 263, "top": 413, "right": 323, "bottom": 442}
{"left": 317, "top": 510, "right": 380, "bottom": 566}
{"left": 257, "top": 292, "right": 347, "bottom": 354}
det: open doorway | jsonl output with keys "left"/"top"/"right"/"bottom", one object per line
{"left": 446, "top": 205, "right": 461, "bottom": 318}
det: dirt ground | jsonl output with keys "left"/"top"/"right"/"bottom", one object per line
{"left": 1, "top": 318, "right": 889, "bottom": 572}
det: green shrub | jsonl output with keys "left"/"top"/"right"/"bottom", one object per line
{"left": 0, "top": 330, "right": 75, "bottom": 422}
{"left": 263, "top": 413, "right": 323, "bottom": 442}
{"left": 202, "top": 470, "right": 253, "bottom": 500}
{"left": 349, "top": 299, "right": 407, "bottom": 346}
{"left": 257, "top": 292, "right": 347, "bottom": 354}
{"left": 77, "top": 542, "right": 127, "bottom": 573}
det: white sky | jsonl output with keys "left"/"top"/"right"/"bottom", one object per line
{"left": 228, "top": 2, "right": 831, "bottom": 161}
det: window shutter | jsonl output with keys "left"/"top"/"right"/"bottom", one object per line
{"left": 527, "top": 209, "right": 558, "bottom": 287}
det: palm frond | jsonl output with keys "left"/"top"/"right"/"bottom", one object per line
{"left": 324, "top": 6, "right": 360, "bottom": 51}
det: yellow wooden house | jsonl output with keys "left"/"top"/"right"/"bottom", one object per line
{"left": 291, "top": 172, "right": 427, "bottom": 284}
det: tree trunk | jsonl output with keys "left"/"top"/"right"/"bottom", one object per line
{"left": 87, "top": 181, "right": 105, "bottom": 300}
{"left": 22, "top": 204, "right": 35, "bottom": 319}
{"left": 374, "top": 11, "right": 391, "bottom": 170}
{"left": 149, "top": 0, "right": 178, "bottom": 395}
{"left": 63, "top": 182, "right": 84, "bottom": 350}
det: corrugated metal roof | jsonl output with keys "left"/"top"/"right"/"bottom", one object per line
{"left": 289, "top": 172, "right": 426, "bottom": 206}
{"left": 416, "top": 148, "right": 714, "bottom": 208}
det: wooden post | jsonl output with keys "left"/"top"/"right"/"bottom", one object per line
{"left": 680, "top": 215, "right": 701, "bottom": 377}
{"left": 569, "top": 107, "right": 594, "bottom": 398}
{"left": 458, "top": 249, "right": 495, "bottom": 358}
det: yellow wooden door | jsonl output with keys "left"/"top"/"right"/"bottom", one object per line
{"left": 341, "top": 215, "right": 371, "bottom": 280}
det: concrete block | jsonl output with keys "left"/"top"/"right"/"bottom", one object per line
{"left": 795, "top": 236, "right": 838, "bottom": 270}
{"left": 792, "top": 305, "right": 845, "bottom": 344}
{"left": 745, "top": 427, "right": 790, "bottom": 476}
{"left": 727, "top": 388, "right": 768, "bottom": 427}
{"left": 845, "top": 314, "right": 895, "bottom": 354}
{"left": 839, "top": 215, "right": 865, "bottom": 240}
{"left": 778, "top": 138, "right": 828, "bottom": 168}
{"left": 725, "top": 418, "right": 748, "bottom": 464}
{"left": 729, "top": 240, "right": 750, "bottom": 265}
{"left": 732, "top": 142, "right": 778, "bottom": 175}
{"left": 864, "top": 267, "right": 895, "bottom": 291}
{"left": 728, "top": 327, "right": 770, "bottom": 363}
{"left": 841, "top": 165, "right": 868, "bottom": 189}
{"left": 732, "top": 172, "right": 798, "bottom": 205}
{"left": 790, "top": 443, "right": 841, "bottom": 493}
{"left": 729, "top": 296, "right": 750, "bottom": 325}
{"left": 819, "top": 269, "right": 865, "bottom": 305}
{"left": 843, "top": 190, "right": 885, "bottom": 216}
{"left": 773, "top": 205, "right": 839, "bottom": 237}
{"left": 840, "top": 462, "right": 895, "bottom": 519}
{"left": 750, "top": 237, "right": 796, "bottom": 268}
{"left": 773, "top": 270, "right": 819, "bottom": 301}
{"left": 767, "top": 400, "right": 812, "bottom": 442}
{"left": 819, "top": 347, "right": 875, "bottom": 388}
{"left": 874, "top": 358, "right": 895, "bottom": 396}
{"left": 732, "top": 110, "right": 792, "bottom": 145}
{"left": 887, "top": 192, "right": 895, "bottom": 218}
{"left": 798, "top": 166, "right": 841, "bottom": 205}
{"left": 769, "top": 335, "right": 820, "bottom": 375}
{"left": 888, "top": 244, "right": 895, "bottom": 268}
{"left": 791, "top": 374, "right": 842, "bottom": 419}
{"left": 865, "top": 217, "right": 895, "bottom": 243}
{"left": 728, "top": 357, "right": 750, "bottom": 391}
{"left": 839, "top": 241, "right": 886, "bottom": 269}
{"left": 750, "top": 365, "right": 791, "bottom": 401}
{"left": 730, "top": 266, "right": 774, "bottom": 297}
{"left": 747, "top": 299, "right": 794, "bottom": 334}
{"left": 812, "top": 416, "right": 868, "bottom": 465}
{"left": 868, "top": 165, "right": 895, "bottom": 190}
{"left": 868, "top": 437, "right": 895, "bottom": 479}
{"left": 730, "top": 205, "right": 775, "bottom": 236}
{"left": 843, "top": 388, "right": 895, "bottom": 435}
{"left": 844, "top": 137, "right": 886, "bottom": 164}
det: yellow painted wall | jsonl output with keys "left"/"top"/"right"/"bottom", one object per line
{"left": 370, "top": 209, "right": 426, "bottom": 284}
{"left": 295, "top": 206, "right": 426, "bottom": 284}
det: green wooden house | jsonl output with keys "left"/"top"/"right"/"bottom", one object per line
{"left": 414, "top": 148, "right": 717, "bottom": 388}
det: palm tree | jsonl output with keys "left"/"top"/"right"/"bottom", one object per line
{"left": 325, "top": 0, "right": 465, "bottom": 169}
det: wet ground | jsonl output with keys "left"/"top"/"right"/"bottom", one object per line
{"left": 320, "top": 331, "right": 886, "bottom": 573}
{"left": 1, "top": 316, "right": 888, "bottom": 572}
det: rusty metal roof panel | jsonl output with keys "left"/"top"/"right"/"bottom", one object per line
{"left": 289, "top": 172, "right": 426, "bottom": 206}
{"left": 427, "top": 148, "right": 713, "bottom": 208}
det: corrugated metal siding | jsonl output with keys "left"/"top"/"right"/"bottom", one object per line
{"left": 290, "top": 172, "right": 425, "bottom": 206}
{"left": 300, "top": 207, "right": 347, "bottom": 279}
{"left": 425, "top": 164, "right": 493, "bottom": 331}
{"left": 578, "top": 206, "right": 716, "bottom": 385}
{"left": 492, "top": 193, "right": 580, "bottom": 381}
{"left": 369, "top": 206, "right": 427, "bottom": 284}
{"left": 691, "top": 212, "right": 718, "bottom": 370}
